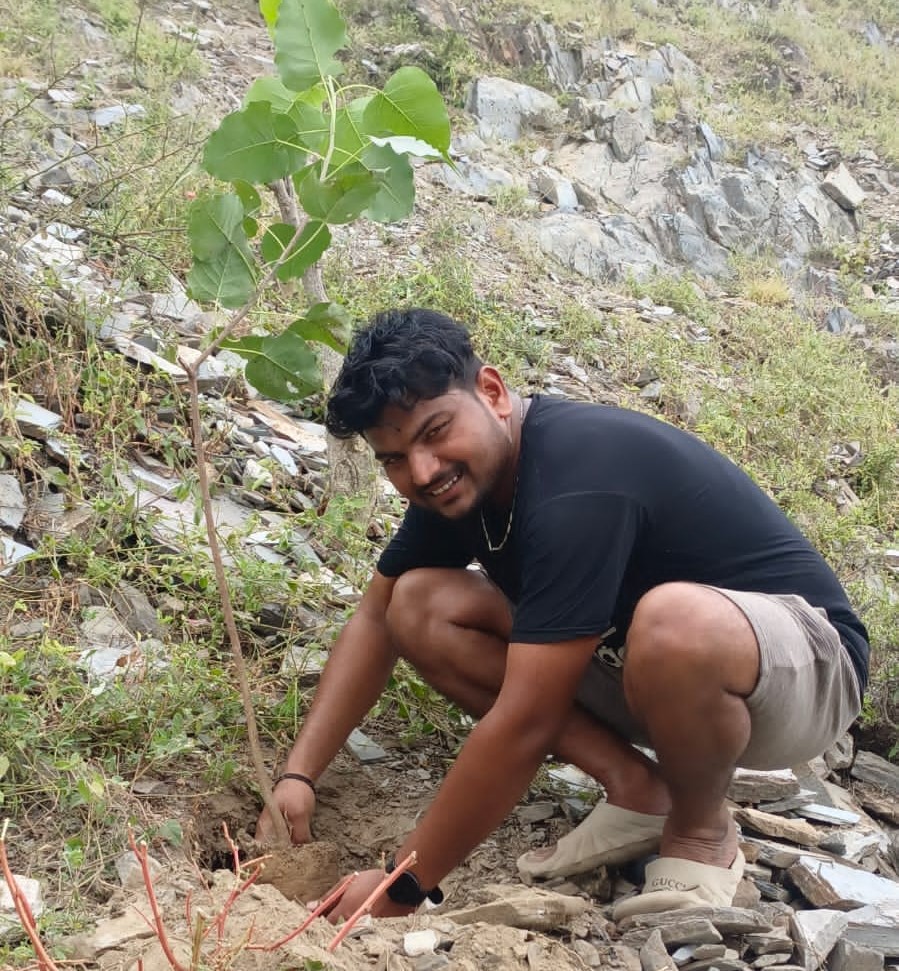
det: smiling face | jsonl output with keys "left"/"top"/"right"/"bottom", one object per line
{"left": 364, "top": 367, "right": 517, "bottom": 519}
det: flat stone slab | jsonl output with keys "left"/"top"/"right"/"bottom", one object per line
{"left": 845, "top": 903, "right": 899, "bottom": 956}
{"left": 64, "top": 908, "right": 156, "bottom": 959}
{"left": 14, "top": 399, "right": 62, "bottom": 439}
{"left": 788, "top": 856, "right": 899, "bottom": 910}
{"left": 621, "top": 917, "right": 723, "bottom": 950}
{"left": 855, "top": 785, "right": 899, "bottom": 825}
{"left": 795, "top": 804, "right": 862, "bottom": 826}
{"left": 345, "top": 728, "right": 388, "bottom": 763}
{"left": 0, "top": 475, "right": 26, "bottom": 530}
{"left": 445, "top": 885, "right": 588, "bottom": 932}
{"left": 617, "top": 906, "right": 773, "bottom": 936}
{"left": 0, "top": 874, "right": 43, "bottom": 941}
{"left": 791, "top": 909, "right": 848, "bottom": 970}
{"left": 734, "top": 807, "right": 821, "bottom": 845}
{"left": 0, "top": 536, "right": 35, "bottom": 574}
{"left": 851, "top": 751, "right": 899, "bottom": 797}
{"left": 828, "top": 937, "right": 887, "bottom": 971}
{"left": 729, "top": 768, "right": 801, "bottom": 804}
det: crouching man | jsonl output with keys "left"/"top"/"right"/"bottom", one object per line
{"left": 257, "top": 307, "right": 867, "bottom": 920}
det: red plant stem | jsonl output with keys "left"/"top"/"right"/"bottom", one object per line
{"left": 253, "top": 872, "right": 358, "bottom": 951}
{"left": 128, "top": 830, "right": 187, "bottom": 971}
{"left": 327, "top": 853, "right": 418, "bottom": 953}
{"left": 0, "top": 827, "right": 58, "bottom": 971}
{"left": 211, "top": 865, "right": 263, "bottom": 943}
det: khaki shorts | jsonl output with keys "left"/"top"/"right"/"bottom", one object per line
{"left": 575, "top": 587, "right": 863, "bottom": 771}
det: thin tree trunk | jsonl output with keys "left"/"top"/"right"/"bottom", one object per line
{"left": 270, "top": 178, "right": 378, "bottom": 506}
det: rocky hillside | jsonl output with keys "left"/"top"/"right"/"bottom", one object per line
{"left": 0, "top": 0, "right": 897, "bottom": 968}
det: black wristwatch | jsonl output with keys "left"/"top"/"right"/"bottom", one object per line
{"left": 384, "top": 856, "right": 444, "bottom": 906}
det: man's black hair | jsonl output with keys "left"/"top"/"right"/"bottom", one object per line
{"left": 325, "top": 308, "right": 483, "bottom": 439}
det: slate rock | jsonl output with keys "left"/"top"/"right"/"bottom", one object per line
{"left": 115, "top": 849, "right": 162, "bottom": 889}
{"left": 533, "top": 211, "right": 667, "bottom": 283}
{"left": 466, "top": 76, "right": 564, "bottom": 141}
{"left": 78, "top": 606, "right": 138, "bottom": 680}
{"left": 446, "top": 885, "right": 589, "bottom": 932}
{"left": 345, "top": 728, "right": 388, "bottom": 763}
{"left": 0, "top": 536, "right": 35, "bottom": 574}
{"left": 729, "top": 768, "right": 801, "bottom": 804}
{"left": 516, "top": 802, "right": 556, "bottom": 823}
{"left": 0, "top": 474, "right": 26, "bottom": 530}
{"left": 403, "top": 929, "right": 439, "bottom": 957}
{"left": 535, "top": 168, "right": 579, "bottom": 210}
{"left": 610, "top": 111, "right": 647, "bottom": 162}
{"left": 827, "top": 937, "right": 885, "bottom": 971}
{"left": 433, "top": 159, "right": 517, "bottom": 198}
{"left": 734, "top": 807, "right": 821, "bottom": 845}
{"left": 787, "top": 856, "right": 899, "bottom": 909}
{"left": 0, "top": 874, "right": 43, "bottom": 941}
{"left": 572, "top": 939, "right": 601, "bottom": 967}
{"left": 698, "top": 120, "right": 726, "bottom": 161}
{"left": 745, "top": 930, "right": 794, "bottom": 955}
{"left": 823, "top": 306, "right": 859, "bottom": 335}
{"left": 25, "top": 491, "right": 94, "bottom": 543}
{"left": 108, "top": 582, "right": 165, "bottom": 639}
{"left": 91, "top": 104, "right": 147, "bottom": 127}
{"left": 14, "top": 400, "right": 63, "bottom": 439}
{"left": 844, "top": 903, "right": 899, "bottom": 957}
{"left": 618, "top": 907, "right": 772, "bottom": 936}
{"left": 851, "top": 752, "right": 899, "bottom": 796}
{"left": 820, "top": 163, "right": 866, "bottom": 211}
{"left": 640, "top": 928, "right": 676, "bottom": 970}
{"left": 790, "top": 909, "right": 848, "bottom": 970}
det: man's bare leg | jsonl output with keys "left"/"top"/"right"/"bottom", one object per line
{"left": 386, "top": 568, "right": 670, "bottom": 815}
{"left": 623, "top": 582, "right": 761, "bottom": 868}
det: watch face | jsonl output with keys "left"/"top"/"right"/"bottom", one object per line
{"left": 386, "top": 871, "right": 426, "bottom": 906}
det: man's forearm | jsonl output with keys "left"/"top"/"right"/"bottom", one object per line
{"left": 283, "top": 609, "right": 396, "bottom": 779}
{"left": 394, "top": 705, "right": 552, "bottom": 888}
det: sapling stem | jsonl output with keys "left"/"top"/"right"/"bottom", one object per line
{"left": 0, "top": 820, "right": 59, "bottom": 971}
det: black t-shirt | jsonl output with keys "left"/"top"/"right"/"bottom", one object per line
{"left": 377, "top": 397, "right": 870, "bottom": 692}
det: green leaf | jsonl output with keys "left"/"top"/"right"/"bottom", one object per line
{"left": 362, "top": 144, "right": 415, "bottom": 223}
{"left": 330, "top": 96, "right": 371, "bottom": 176}
{"left": 233, "top": 180, "right": 262, "bottom": 215}
{"left": 203, "top": 102, "right": 321, "bottom": 183}
{"left": 245, "top": 76, "right": 327, "bottom": 113}
{"left": 260, "top": 220, "right": 331, "bottom": 281}
{"left": 0, "top": 755, "right": 9, "bottom": 780}
{"left": 275, "top": 0, "right": 347, "bottom": 91}
{"left": 157, "top": 819, "right": 184, "bottom": 847}
{"left": 259, "top": 0, "right": 281, "bottom": 28}
{"left": 290, "top": 301, "right": 352, "bottom": 352}
{"left": 369, "top": 134, "right": 443, "bottom": 159}
{"left": 245, "top": 74, "right": 295, "bottom": 109}
{"left": 223, "top": 331, "right": 322, "bottom": 401}
{"left": 187, "top": 195, "right": 257, "bottom": 308}
{"left": 363, "top": 66, "right": 450, "bottom": 155}
{"left": 297, "top": 166, "right": 378, "bottom": 224}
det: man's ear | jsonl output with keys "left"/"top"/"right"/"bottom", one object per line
{"left": 475, "top": 366, "right": 512, "bottom": 419}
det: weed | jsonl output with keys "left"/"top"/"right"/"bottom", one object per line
{"left": 739, "top": 271, "right": 793, "bottom": 307}
{"left": 627, "top": 271, "right": 713, "bottom": 323}
{"left": 492, "top": 184, "right": 533, "bottom": 217}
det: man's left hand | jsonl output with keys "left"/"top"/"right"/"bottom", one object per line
{"left": 321, "top": 868, "right": 418, "bottom": 923}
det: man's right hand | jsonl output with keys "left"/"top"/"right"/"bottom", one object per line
{"left": 255, "top": 777, "right": 316, "bottom": 845}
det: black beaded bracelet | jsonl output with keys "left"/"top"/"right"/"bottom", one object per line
{"left": 273, "top": 772, "right": 316, "bottom": 794}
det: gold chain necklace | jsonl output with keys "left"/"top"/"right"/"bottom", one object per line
{"left": 481, "top": 398, "right": 525, "bottom": 553}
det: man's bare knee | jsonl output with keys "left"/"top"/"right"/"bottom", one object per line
{"left": 385, "top": 569, "right": 447, "bottom": 662}
{"left": 625, "top": 582, "right": 759, "bottom": 699}
{"left": 386, "top": 568, "right": 511, "bottom": 666}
